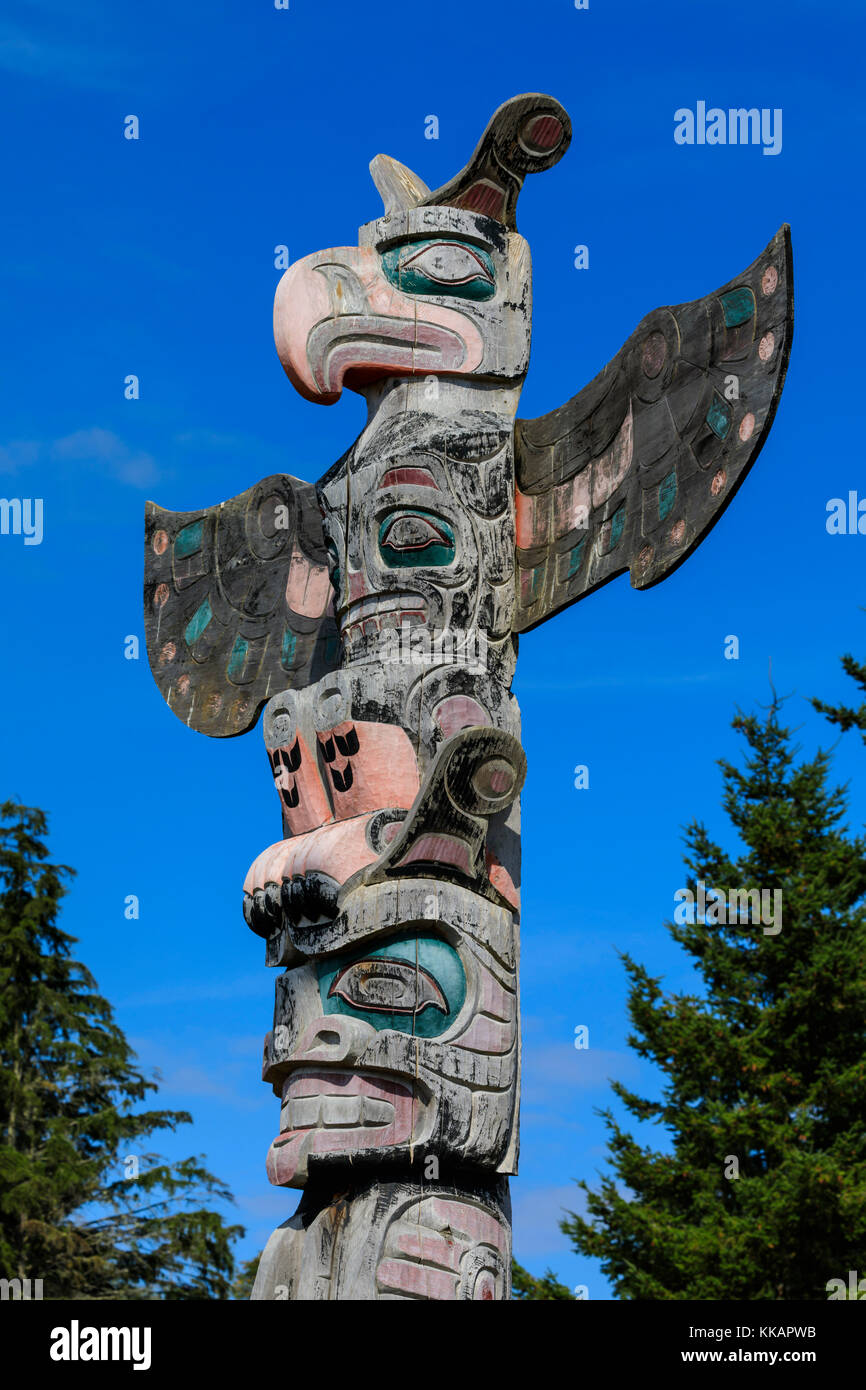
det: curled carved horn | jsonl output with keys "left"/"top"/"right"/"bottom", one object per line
{"left": 369, "top": 94, "right": 571, "bottom": 229}
{"left": 422, "top": 93, "right": 572, "bottom": 228}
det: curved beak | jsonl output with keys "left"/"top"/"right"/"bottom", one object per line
{"left": 273, "top": 246, "right": 483, "bottom": 404}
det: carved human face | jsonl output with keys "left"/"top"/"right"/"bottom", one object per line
{"left": 261, "top": 879, "right": 519, "bottom": 1188}
{"left": 317, "top": 411, "right": 517, "bottom": 676}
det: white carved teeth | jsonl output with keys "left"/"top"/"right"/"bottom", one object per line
{"left": 285, "top": 1096, "right": 321, "bottom": 1129}
{"left": 361, "top": 1098, "right": 394, "bottom": 1125}
{"left": 283, "top": 1092, "right": 395, "bottom": 1130}
{"left": 320, "top": 1095, "right": 363, "bottom": 1127}
{"left": 342, "top": 592, "right": 426, "bottom": 624}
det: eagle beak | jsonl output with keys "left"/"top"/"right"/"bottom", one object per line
{"left": 273, "top": 245, "right": 483, "bottom": 404}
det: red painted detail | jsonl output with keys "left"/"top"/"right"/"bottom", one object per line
{"left": 376, "top": 1258, "right": 457, "bottom": 1301}
{"left": 486, "top": 852, "right": 519, "bottom": 910}
{"left": 394, "top": 1229, "right": 462, "bottom": 1271}
{"left": 761, "top": 265, "right": 778, "bottom": 296}
{"left": 380, "top": 467, "right": 439, "bottom": 490}
{"left": 317, "top": 720, "right": 420, "bottom": 820}
{"left": 481, "top": 766, "right": 512, "bottom": 795}
{"left": 285, "top": 548, "right": 332, "bottom": 618}
{"left": 270, "top": 733, "right": 333, "bottom": 836}
{"left": 266, "top": 1070, "right": 417, "bottom": 1187}
{"left": 433, "top": 695, "right": 491, "bottom": 738}
{"left": 346, "top": 570, "right": 368, "bottom": 603}
{"left": 456, "top": 181, "right": 506, "bottom": 219}
{"left": 553, "top": 473, "right": 590, "bottom": 540}
{"left": 398, "top": 833, "right": 475, "bottom": 876}
{"left": 455, "top": 1013, "right": 514, "bottom": 1055}
{"left": 525, "top": 114, "right": 563, "bottom": 151}
{"left": 427, "top": 1197, "right": 508, "bottom": 1252}
{"left": 478, "top": 967, "right": 515, "bottom": 1021}
{"left": 515, "top": 487, "right": 550, "bottom": 548}
{"left": 243, "top": 814, "right": 376, "bottom": 896}
{"left": 758, "top": 332, "right": 775, "bottom": 362}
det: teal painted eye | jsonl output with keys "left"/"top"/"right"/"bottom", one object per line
{"left": 329, "top": 959, "right": 446, "bottom": 1016}
{"left": 317, "top": 933, "right": 465, "bottom": 1038}
{"left": 381, "top": 239, "right": 495, "bottom": 301}
{"left": 378, "top": 508, "right": 455, "bottom": 568}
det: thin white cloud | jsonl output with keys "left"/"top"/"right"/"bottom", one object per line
{"left": 52, "top": 428, "right": 159, "bottom": 487}
{"left": 0, "top": 428, "right": 159, "bottom": 487}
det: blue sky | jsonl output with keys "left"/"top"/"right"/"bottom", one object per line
{"left": 2, "top": 0, "right": 865, "bottom": 1297}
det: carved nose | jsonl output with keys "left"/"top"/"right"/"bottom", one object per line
{"left": 292, "top": 1014, "right": 376, "bottom": 1065}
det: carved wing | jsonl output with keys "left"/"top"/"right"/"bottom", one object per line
{"left": 144, "top": 473, "right": 339, "bottom": 737}
{"left": 513, "top": 225, "right": 793, "bottom": 632}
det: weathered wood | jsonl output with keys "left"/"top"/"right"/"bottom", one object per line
{"left": 144, "top": 92, "right": 794, "bottom": 1300}
{"left": 251, "top": 1176, "right": 512, "bottom": 1300}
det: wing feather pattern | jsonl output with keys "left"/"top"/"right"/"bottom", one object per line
{"left": 513, "top": 225, "right": 793, "bottom": 632}
{"left": 144, "top": 473, "right": 338, "bottom": 737}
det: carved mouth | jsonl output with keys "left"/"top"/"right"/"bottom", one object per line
{"left": 266, "top": 1068, "right": 419, "bottom": 1187}
{"left": 280, "top": 1070, "right": 403, "bottom": 1131}
{"left": 308, "top": 316, "right": 468, "bottom": 394}
{"left": 340, "top": 591, "right": 428, "bottom": 643}
{"left": 343, "top": 591, "right": 427, "bottom": 623}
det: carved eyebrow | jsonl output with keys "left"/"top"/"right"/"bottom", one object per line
{"left": 379, "top": 466, "right": 440, "bottom": 490}
{"left": 387, "top": 230, "right": 500, "bottom": 256}
{"left": 398, "top": 240, "right": 494, "bottom": 283}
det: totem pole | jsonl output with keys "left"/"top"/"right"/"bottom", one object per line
{"left": 144, "top": 95, "right": 792, "bottom": 1300}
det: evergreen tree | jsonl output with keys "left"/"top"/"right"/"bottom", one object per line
{"left": 511, "top": 1258, "right": 575, "bottom": 1300}
{"left": 811, "top": 642, "right": 866, "bottom": 743}
{"left": 0, "top": 801, "right": 244, "bottom": 1299}
{"left": 562, "top": 699, "right": 866, "bottom": 1299}
{"left": 231, "top": 1252, "right": 261, "bottom": 1300}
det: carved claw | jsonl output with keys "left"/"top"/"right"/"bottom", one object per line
{"left": 352, "top": 726, "right": 526, "bottom": 908}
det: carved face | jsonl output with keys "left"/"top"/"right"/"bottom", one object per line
{"left": 317, "top": 411, "right": 517, "bottom": 679}
{"left": 273, "top": 207, "right": 531, "bottom": 404}
{"left": 262, "top": 879, "right": 519, "bottom": 1188}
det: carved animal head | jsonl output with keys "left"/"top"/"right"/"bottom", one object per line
{"left": 272, "top": 94, "right": 572, "bottom": 405}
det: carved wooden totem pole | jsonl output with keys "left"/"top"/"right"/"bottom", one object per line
{"left": 144, "top": 95, "right": 792, "bottom": 1300}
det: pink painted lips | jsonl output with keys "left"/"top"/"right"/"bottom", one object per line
{"left": 266, "top": 1068, "right": 419, "bottom": 1187}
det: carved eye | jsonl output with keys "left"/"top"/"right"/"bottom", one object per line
{"left": 400, "top": 242, "right": 493, "bottom": 287}
{"left": 381, "top": 238, "right": 496, "bottom": 301}
{"left": 379, "top": 508, "right": 456, "bottom": 567}
{"left": 327, "top": 958, "right": 448, "bottom": 1016}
